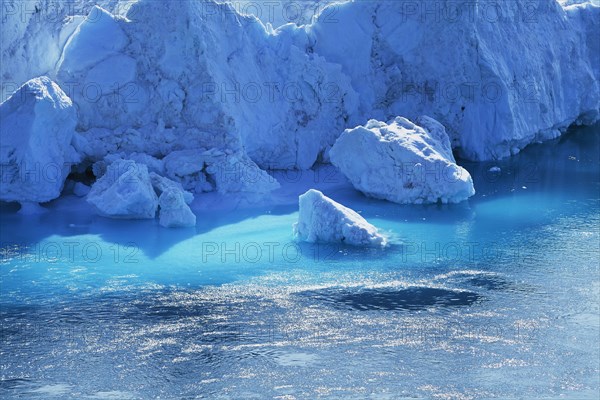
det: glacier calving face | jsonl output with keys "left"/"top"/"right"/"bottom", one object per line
{"left": 305, "top": 0, "right": 600, "bottom": 160}
{"left": 219, "top": 0, "right": 347, "bottom": 28}
{"left": 0, "top": 77, "right": 79, "bottom": 204}
{"left": 0, "top": 0, "right": 133, "bottom": 88}
{"left": 330, "top": 116, "right": 476, "bottom": 204}
{"left": 54, "top": 1, "right": 356, "bottom": 171}
{"left": 294, "top": 189, "right": 387, "bottom": 247}
{"left": 0, "top": 0, "right": 598, "bottom": 211}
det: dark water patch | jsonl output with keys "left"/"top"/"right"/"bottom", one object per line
{"left": 299, "top": 286, "right": 482, "bottom": 311}
{"left": 0, "top": 378, "right": 32, "bottom": 390}
{"left": 437, "top": 272, "right": 534, "bottom": 294}
{"left": 466, "top": 276, "right": 512, "bottom": 291}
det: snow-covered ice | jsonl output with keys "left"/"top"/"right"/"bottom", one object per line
{"left": 330, "top": 116, "right": 475, "bottom": 204}
{"left": 0, "top": 0, "right": 598, "bottom": 215}
{"left": 158, "top": 189, "right": 197, "bottom": 228}
{"left": 293, "top": 189, "right": 387, "bottom": 247}
{"left": 305, "top": 0, "right": 600, "bottom": 160}
{"left": 87, "top": 159, "right": 158, "bottom": 219}
{"left": 0, "top": 77, "right": 79, "bottom": 205}
{"left": 149, "top": 173, "right": 194, "bottom": 205}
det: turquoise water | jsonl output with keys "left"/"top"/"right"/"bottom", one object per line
{"left": 1, "top": 125, "right": 599, "bottom": 399}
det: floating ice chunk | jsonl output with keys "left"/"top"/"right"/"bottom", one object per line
{"left": 293, "top": 189, "right": 387, "bottom": 247}
{"left": 158, "top": 189, "right": 197, "bottom": 228}
{"left": 330, "top": 116, "right": 475, "bottom": 204}
{"left": 0, "top": 76, "right": 79, "bottom": 204}
{"left": 87, "top": 160, "right": 158, "bottom": 219}
{"left": 489, "top": 166, "right": 502, "bottom": 173}
{"left": 73, "top": 182, "right": 91, "bottom": 197}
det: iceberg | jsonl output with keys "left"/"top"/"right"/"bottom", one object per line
{"left": 150, "top": 169, "right": 197, "bottom": 228}
{"left": 87, "top": 159, "right": 158, "bottom": 219}
{"left": 86, "top": 158, "right": 198, "bottom": 226}
{"left": 0, "top": 77, "right": 79, "bottom": 205}
{"left": 293, "top": 189, "right": 387, "bottom": 247}
{"left": 330, "top": 116, "right": 475, "bottom": 204}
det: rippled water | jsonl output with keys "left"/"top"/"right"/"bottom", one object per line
{"left": 1, "top": 125, "right": 599, "bottom": 399}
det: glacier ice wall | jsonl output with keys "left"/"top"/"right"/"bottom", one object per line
{"left": 305, "top": 0, "right": 600, "bottom": 160}
{"left": 52, "top": 0, "right": 356, "bottom": 170}
{"left": 0, "top": 0, "right": 598, "bottom": 206}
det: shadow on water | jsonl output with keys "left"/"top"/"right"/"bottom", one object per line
{"left": 0, "top": 201, "right": 298, "bottom": 259}
{"left": 298, "top": 286, "right": 482, "bottom": 311}
{"left": 461, "top": 122, "right": 600, "bottom": 202}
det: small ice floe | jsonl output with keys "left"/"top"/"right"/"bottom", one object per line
{"left": 293, "top": 189, "right": 387, "bottom": 247}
